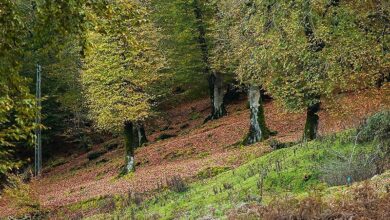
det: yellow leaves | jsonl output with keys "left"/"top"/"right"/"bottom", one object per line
{"left": 81, "top": 0, "right": 166, "bottom": 132}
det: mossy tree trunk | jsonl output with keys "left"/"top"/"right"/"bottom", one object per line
{"left": 123, "top": 121, "right": 135, "bottom": 173}
{"left": 244, "top": 85, "right": 271, "bottom": 145}
{"left": 122, "top": 122, "right": 148, "bottom": 174}
{"left": 303, "top": 102, "right": 320, "bottom": 141}
{"left": 300, "top": 1, "right": 323, "bottom": 142}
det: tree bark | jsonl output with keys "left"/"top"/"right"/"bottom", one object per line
{"left": 303, "top": 102, "right": 320, "bottom": 141}
{"left": 206, "top": 72, "right": 227, "bottom": 121}
{"left": 244, "top": 86, "right": 271, "bottom": 145}
{"left": 193, "top": 1, "right": 226, "bottom": 121}
{"left": 301, "top": 0, "right": 323, "bottom": 141}
{"left": 123, "top": 121, "right": 135, "bottom": 173}
{"left": 136, "top": 123, "right": 148, "bottom": 147}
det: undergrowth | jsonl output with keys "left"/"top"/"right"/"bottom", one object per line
{"left": 85, "top": 129, "right": 382, "bottom": 219}
{"left": 80, "top": 111, "right": 389, "bottom": 219}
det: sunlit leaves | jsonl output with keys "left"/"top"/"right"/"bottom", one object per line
{"left": 82, "top": 0, "right": 166, "bottom": 132}
{"left": 214, "top": 0, "right": 388, "bottom": 112}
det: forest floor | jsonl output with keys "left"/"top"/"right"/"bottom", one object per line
{"left": 0, "top": 89, "right": 388, "bottom": 218}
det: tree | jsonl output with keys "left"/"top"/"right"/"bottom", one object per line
{"left": 152, "top": 0, "right": 231, "bottom": 121}
{"left": 192, "top": 0, "right": 228, "bottom": 121}
{"left": 211, "top": 0, "right": 273, "bottom": 144}
{"left": 259, "top": 0, "right": 388, "bottom": 141}
{"left": 151, "top": 0, "right": 209, "bottom": 104}
{"left": 81, "top": 0, "right": 165, "bottom": 173}
{"left": 212, "top": 0, "right": 388, "bottom": 143}
{"left": 0, "top": 0, "right": 37, "bottom": 176}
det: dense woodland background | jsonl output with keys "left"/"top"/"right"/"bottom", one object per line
{"left": 0, "top": 0, "right": 389, "bottom": 219}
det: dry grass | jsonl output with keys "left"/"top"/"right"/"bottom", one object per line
{"left": 228, "top": 181, "right": 390, "bottom": 220}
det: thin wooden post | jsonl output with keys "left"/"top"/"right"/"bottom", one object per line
{"left": 35, "top": 64, "right": 42, "bottom": 177}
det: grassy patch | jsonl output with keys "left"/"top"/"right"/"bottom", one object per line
{"left": 81, "top": 128, "right": 382, "bottom": 219}
{"left": 189, "top": 112, "right": 202, "bottom": 120}
{"left": 112, "top": 130, "right": 379, "bottom": 219}
{"left": 196, "top": 166, "right": 231, "bottom": 180}
{"left": 46, "top": 157, "right": 67, "bottom": 169}
{"left": 163, "top": 148, "right": 197, "bottom": 161}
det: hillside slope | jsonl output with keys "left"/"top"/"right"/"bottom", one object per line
{"left": 0, "top": 89, "right": 388, "bottom": 218}
{"left": 105, "top": 130, "right": 389, "bottom": 219}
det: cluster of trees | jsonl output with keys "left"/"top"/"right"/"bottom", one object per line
{"left": 1, "top": 0, "right": 388, "bottom": 176}
{"left": 211, "top": 0, "right": 388, "bottom": 142}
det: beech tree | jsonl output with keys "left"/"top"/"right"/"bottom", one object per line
{"left": 212, "top": 0, "right": 388, "bottom": 143}
{"left": 0, "top": 0, "right": 39, "bottom": 175}
{"left": 152, "top": 0, "right": 231, "bottom": 121}
{"left": 81, "top": 0, "right": 165, "bottom": 173}
{"left": 0, "top": 0, "right": 92, "bottom": 176}
{"left": 259, "top": 0, "right": 388, "bottom": 140}
{"left": 192, "top": 0, "right": 228, "bottom": 120}
{"left": 211, "top": 0, "right": 273, "bottom": 144}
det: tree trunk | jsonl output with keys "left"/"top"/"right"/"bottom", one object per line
{"left": 123, "top": 121, "right": 135, "bottom": 174}
{"left": 303, "top": 102, "right": 320, "bottom": 141}
{"left": 193, "top": 1, "right": 226, "bottom": 121}
{"left": 206, "top": 72, "right": 227, "bottom": 121}
{"left": 136, "top": 123, "right": 148, "bottom": 147}
{"left": 244, "top": 86, "right": 271, "bottom": 145}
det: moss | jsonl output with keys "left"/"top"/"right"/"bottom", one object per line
{"left": 190, "top": 111, "right": 202, "bottom": 120}
{"left": 46, "top": 157, "right": 67, "bottom": 168}
{"left": 123, "top": 122, "right": 135, "bottom": 174}
{"left": 196, "top": 166, "right": 231, "bottom": 180}
{"left": 257, "top": 95, "right": 272, "bottom": 140}
{"left": 84, "top": 130, "right": 377, "bottom": 219}
{"left": 68, "top": 195, "right": 117, "bottom": 213}
{"left": 243, "top": 91, "right": 275, "bottom": 145}
{"left": 197, "top": 151, "right": 210, "bottom": 159}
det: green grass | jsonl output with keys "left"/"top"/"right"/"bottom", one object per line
{"left": 88, "top": 130, "right": 378, "bottom": 219}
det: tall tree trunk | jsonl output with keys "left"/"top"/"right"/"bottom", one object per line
{"left": 123, "top": 121, "right": 135, "bottom": 174}
{"left": 301, "top": 0, "right": 323, "bottom": 141}
{"left": 206, "top": 72, "right": 227, "bottom": 121}
{"left": 303, "top": 102, "right": 320, "bottom": 141}
{"left": 193, "top": 1, "right": 226, "bottom": 121}
{"left": 244, "top": 85, "right": 271, "bottom": 145}
{"left": 136, "top": 123, "right": 148, "bottom": 147}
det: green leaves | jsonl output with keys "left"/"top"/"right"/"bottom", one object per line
{"left": 214, "top": 0, "right": 388, "bottom": 111}
{"left": 82, "top": 0, "right": 166, "bottom": 132}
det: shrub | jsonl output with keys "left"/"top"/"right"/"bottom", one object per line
{"left": 357, "top": 110, "right": 390, "bottom": 145}
{"left": 357, "top": 110, "right": 390, "bottom": 168}
{"left": 3, "top": 173, "right": 41, "bottom": 214}
{"left": 319, "top": 112, "right": 390, "bottom": 186}
{"left": 320, "top": 150, "right": 380, "bottom": 186}
{"left": 228, "top": 182, "right": 390, "bottom": 220}
{"left": 166, "top": 175, "right": 188, "bottom": 193}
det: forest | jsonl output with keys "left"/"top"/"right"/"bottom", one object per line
{"left": 0, "top": 0, "right": 389, "bottom": 219}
